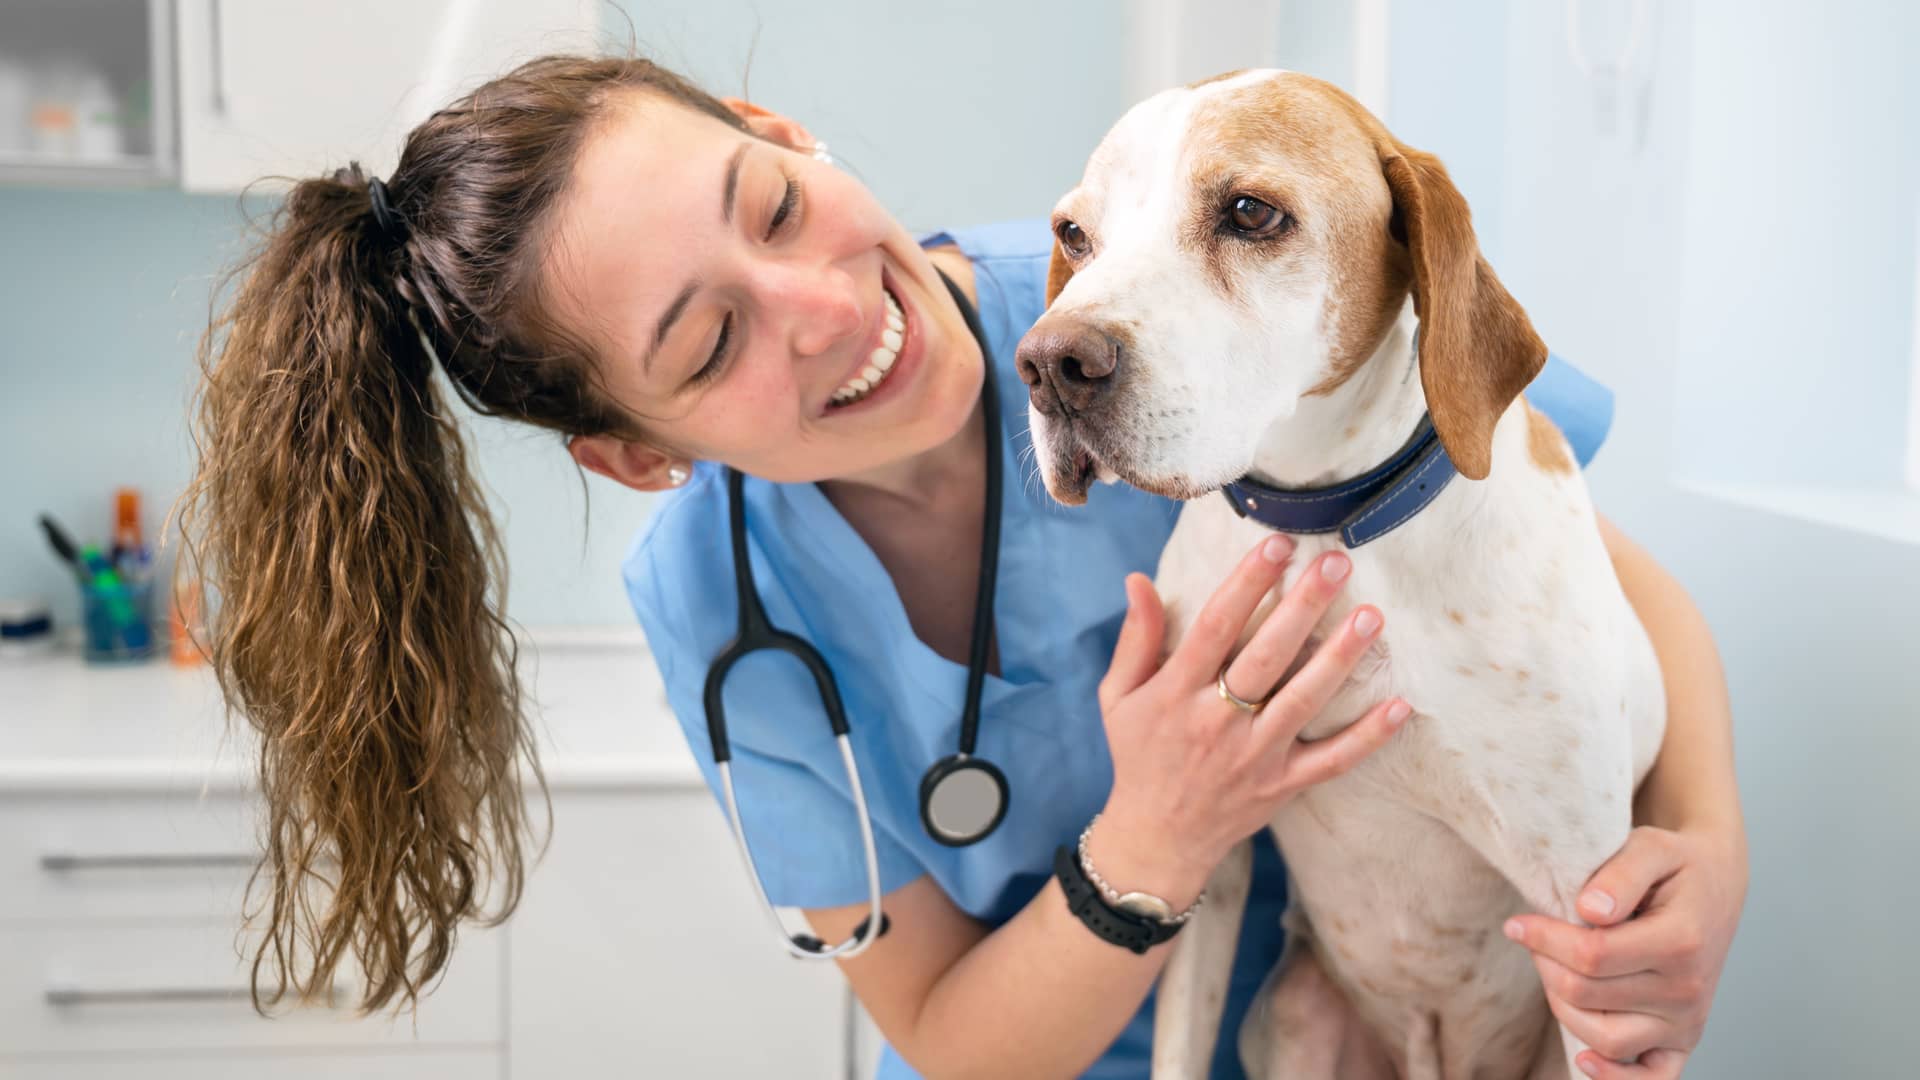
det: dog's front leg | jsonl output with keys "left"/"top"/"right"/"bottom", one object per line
{"left": 1150, "top": 838, "right": 1253, "bottom": 1080}
{"left": 1447, "top": 755, "right": 1636, "bottom": 1080}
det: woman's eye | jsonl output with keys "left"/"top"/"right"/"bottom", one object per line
{"left": 692, "top": 313, "right": 732, "bottom": 386}
{"left": 766, "top": 177, "right": 801, "bottom": 240}
{"left": 1056, "top": 219, "right": 1090, "bottom": 257}
{"left": 1226, "top": 195, "right": 1290, "bottom": 237}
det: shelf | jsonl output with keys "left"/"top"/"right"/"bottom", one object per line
{"left": 0, "top": 626, "right": 702, "bottom": 794}
{"left": 1675, "top": 478, "right": 1920, "bottom": 549}
{"left": 0, "top": 149, "right": 175, "bottom": 188}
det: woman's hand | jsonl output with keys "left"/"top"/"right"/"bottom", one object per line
{"left": 1086, "top": 534, "right": 1410, "bottom": 907}
{"left": 1505, "top": 823, "right": 1750, "bottom": 1079}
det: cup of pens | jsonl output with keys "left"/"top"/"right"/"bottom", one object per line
{"left": 77, "top": 551, "right": 155, "bottom": 662}
{"left": 40, "top": 502, "right": 157, "bottom": 664}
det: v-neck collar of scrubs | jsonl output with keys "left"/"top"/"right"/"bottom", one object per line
{"left": 738, "top": 257, "right": 1049, "bottom": 727}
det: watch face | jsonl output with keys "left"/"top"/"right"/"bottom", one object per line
{"left": 1113, "top": 891, "right": 1174, "bottom": 923}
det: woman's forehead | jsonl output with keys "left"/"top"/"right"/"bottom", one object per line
{"left": 544, "top": 105, "right": 745, "bottom": 370}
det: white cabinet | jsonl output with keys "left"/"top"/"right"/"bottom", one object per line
{"left": 0, "top": 639, "right": 870, "bottom": 1077}
{"left": 509, "top": 789, "right": 852, "bottom": 1079}
{"left": 0, "top": 790, "right": 504, "bottom": 1073}
{"left": 173, "top": 0, "right": 601, "bottom": 193}
{"left": 0, "top": 0, "right": 177, "bottom": 187}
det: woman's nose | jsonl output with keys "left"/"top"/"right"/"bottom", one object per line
{"left": 757, "top": 261, "right": 863, "bottom": 358}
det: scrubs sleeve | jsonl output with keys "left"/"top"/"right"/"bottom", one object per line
{"left": 626, "top": 529, "right": 927, "bottom": 911}
{"left": 1527, "top": 352, "right": 1615, "bottom": 467}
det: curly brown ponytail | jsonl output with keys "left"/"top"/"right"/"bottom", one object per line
{"left": 176, "top": 54, "right": 752, "bottom": 1014}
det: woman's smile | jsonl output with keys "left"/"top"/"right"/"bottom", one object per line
{"left": 823, "top": 267, "right": 921, "bottom": 417}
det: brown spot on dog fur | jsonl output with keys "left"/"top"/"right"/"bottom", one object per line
{"left": 1447, "top": 609, "right": 1465, "bottom": 624}
{"left": 1516, "top": 669, "right": 1531, "bottom": 682}
{"left": 1456, "top": 664, "right": 1477, "bottom": 677}
{"left": 1487, "top": 659, "right": 1503, "bottom": 672}
{"left": 1187, "top": 68, "right": 1252, "bottom": 89}
{"left": 1533, "top": 834, "right": 1551, "bottom": 850}
{"left": 1544, "top": 691, "right": 1561, "bottom": 703}
{"left": 1045, "top": 239, "right": 1074, "bottom": 306}
{"left": 1182, "top": 73, "right": 1412, "bottom": 389}
{"left": 1526, "top": 399, "right": 1576, "bottom": 475}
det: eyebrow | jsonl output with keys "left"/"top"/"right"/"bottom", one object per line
{"left": 643, "top": 141, "right": 752, "bottom": 376}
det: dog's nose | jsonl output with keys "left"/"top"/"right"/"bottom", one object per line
{"left": 1015, "top": 317, "right": 1119, "bottom": 416}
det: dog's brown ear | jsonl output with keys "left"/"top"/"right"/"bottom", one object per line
{"left": 1045, "top": 238, "right": 1074, "bottom": 307}
{"left": 1380, "top": 140, "right": 1544, "bottom": 480}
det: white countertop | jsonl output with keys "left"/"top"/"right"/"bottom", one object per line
{"left": 0, "top": 627, "right": 704, "bottom": 794}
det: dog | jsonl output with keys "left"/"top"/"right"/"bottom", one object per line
{"left": 1014, "top": 70, "right": 1666, "bottom": 1079}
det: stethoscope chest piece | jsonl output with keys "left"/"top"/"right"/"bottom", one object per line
{"left": 919, "top": 753, "right": 1008, "bottom": 846}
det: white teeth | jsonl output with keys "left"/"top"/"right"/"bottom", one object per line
{"left": 830, "top": 286, "right": 907, "bottom": 408}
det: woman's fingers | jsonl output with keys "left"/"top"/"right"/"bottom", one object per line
{"left": 1268, "top": 695, "right": 1410, "bottom": 790}
{"left": 1248, "top": 604, "right": 1386, "bottom": 755}
{"left": 1219, "top": 550, "right": 1354, "bottom": 707}
{"left": 1098, "top": 573, "right": 1166, "bottom": 715}
{"left": 1166, "top": 535, "right": 1294, "bottom": 684}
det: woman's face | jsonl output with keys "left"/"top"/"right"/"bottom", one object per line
{"left": 546, "top": 94, "right": 984, "bottom": 488}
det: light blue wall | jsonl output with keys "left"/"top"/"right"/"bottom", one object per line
{"left": 0, "top": 0, "right": 1128, "bottom": 630}
{"left": 1379, "top": 3, "right": 1918, "bottom": 1075}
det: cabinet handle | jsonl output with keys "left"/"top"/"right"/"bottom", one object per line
{"left": 40, "top": 852, "right": 257, "bottom": 871}
{"left": 46, "top": 983, "right": 347, "bottom": 1007}
{"left": 46, "top": 985, "right": 252, "bottom": 1006}
{"left": 208, "top": 0, "right": 228, "bottom": 117}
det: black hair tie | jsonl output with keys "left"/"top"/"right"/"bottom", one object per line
{"left": 364, "top": 169, "right": 407, "bottom": 243}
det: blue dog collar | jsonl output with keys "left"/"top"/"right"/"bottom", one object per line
{"left": 1219, "top": 413, "right": 1459, "bottom": 547}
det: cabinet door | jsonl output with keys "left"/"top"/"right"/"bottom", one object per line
{"left": 509, "top": 789, "right": 848, "bottom": 1080}
{"left": 173, "top": 0, "right": 598, "bottom": 193}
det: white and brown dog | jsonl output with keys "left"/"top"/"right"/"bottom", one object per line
{"left": 1015, "top": 70, "right": 1666, "bottom": 1079}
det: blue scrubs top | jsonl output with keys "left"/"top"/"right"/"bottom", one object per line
{"left": 624, "top": 219, "right": 1613, "bottom": 1079}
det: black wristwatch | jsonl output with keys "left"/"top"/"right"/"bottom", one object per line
{"left": 1052, "top": 845, "right": 1186, "bottom": 955}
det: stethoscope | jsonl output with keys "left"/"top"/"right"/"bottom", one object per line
{"left": 703, "top": 269, "right": 1007, "bottom": 960}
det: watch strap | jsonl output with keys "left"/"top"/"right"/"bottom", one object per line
{"left": 1052, "top": 845, "right": 1183, "bottom": 955}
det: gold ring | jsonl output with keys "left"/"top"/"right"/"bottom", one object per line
{"left": 1216, "top": 665, "right": 1266, "bottom": 712}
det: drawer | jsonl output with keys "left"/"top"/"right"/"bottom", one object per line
{"left": 0, "top": 921, "right": 503, "bottom": 1055}
{"left": 0, "top": 794, "right": 261, "bottom": 924}
{"left": 0, "top": 1049, "right": 500, "bottom": 1079}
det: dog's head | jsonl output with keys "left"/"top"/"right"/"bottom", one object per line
{"left": 1016, "top": 69, "right": 1544, "bottom": 504}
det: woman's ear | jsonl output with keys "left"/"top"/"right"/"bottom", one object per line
{"left": 569, "top": 434, "right": 689, "bottom": 493}
{"left": 717, "top": 97, "right": 817, "bottom": 154}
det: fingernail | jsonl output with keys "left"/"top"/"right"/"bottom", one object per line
{"left": 1581, "top": 889, "right": 1616, "bottom": 917}
{"left": 1320, "top": 552, "right": 1350, "bottom": 582}
{"left": 1503, "top": 918, "right": 1524, "bottom": 942}
{"left": 1387, "top": 700, "right": 1411, "bottom": 725}
{"left": 1578, "top": 1056, "right": 1601, "bottom": 1078}
{"left": 1353, "top": 609, "right": 1381, "bottom": 637}
{"left": 1262, "top": 535, "right": 1292, "bottom": 563}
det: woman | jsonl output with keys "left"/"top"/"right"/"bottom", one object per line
{"left": 183, "top": 54, "right": 1746, "bottom": 1079}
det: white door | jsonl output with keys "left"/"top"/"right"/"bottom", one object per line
{"left": 174, "top": 0, "right": 599, "bottom": 193}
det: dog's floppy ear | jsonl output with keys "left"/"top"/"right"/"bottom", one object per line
{"left": 1045, "top": 238, "right": 1074, "bottom": 307}
{"left": 1379, "top": 140, "right": 1545, "bottom": 480}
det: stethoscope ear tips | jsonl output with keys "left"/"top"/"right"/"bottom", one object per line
{"left": 791, "top": 911, "right": 890, "bottom": 955}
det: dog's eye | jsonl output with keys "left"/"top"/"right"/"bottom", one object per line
{"left": 1227, "top": 195, "right": 1288, "bottom": 236}
{"left": 1056, "top": 219, "right": 1091, "bottom": 257}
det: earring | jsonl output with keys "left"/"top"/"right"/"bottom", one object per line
{"left": 811, "top": 140, "right": 833, "bottom": 166}
{"left": 666, "top": 464, "right": 689, "bottom": 487}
